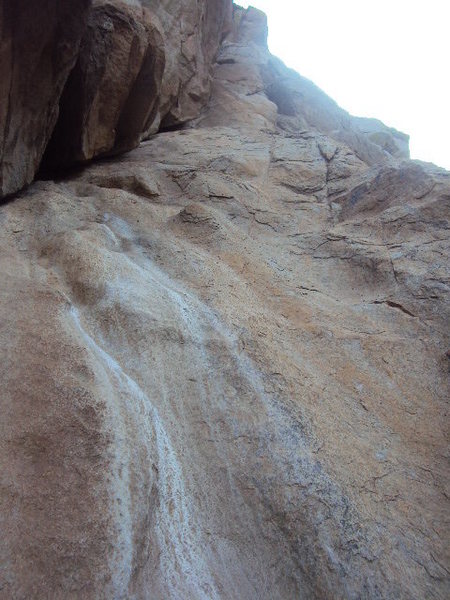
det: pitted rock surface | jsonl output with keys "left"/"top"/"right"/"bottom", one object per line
{"left": 0, "top": 4, "right": 449, "bottom": 599}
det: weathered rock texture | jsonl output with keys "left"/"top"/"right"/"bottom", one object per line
{"left": 1, "top": 0, "right": 232, "bottom": 195}
{"left": 0, "top": 0, "right": 91, "bottom": 196}
{"left": 141, "top": 0, "right": 233, "bottom": 128}
{"left": 208, "top": 6, "right": 409, "bottom": 165}
{"left": 43, "top": 0, "right": 165, "bottom": 168}
{"left": 0, "top": 4, "right": 449, "bottom": 600}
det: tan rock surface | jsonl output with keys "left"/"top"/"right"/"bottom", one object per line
{"left": 141, "top": 0, "right": 233, "bottom": 127}
{"left": 0, "top": 4, "right": 449, "bottom": 599}
{"left": 211, "top": 6, "right": 410, "bottom": 165}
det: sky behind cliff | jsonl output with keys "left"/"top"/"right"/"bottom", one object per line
{"left": 240, "top": 0, "right": 449, "bottom": 169}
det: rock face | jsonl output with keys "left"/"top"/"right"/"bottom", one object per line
{"left": 141, "top": 0, "right": 233, "bottom": 128}
{"left": 1, "top": 0, "right": 232, "bottom": 195}
{"left": 208, "top": 6, "right": 409, "bottom": 165}
{"left": 0, "top": 0, "right": 91, "bottom": 196}
{"left": 1, "top": 4, "right": 449, "bottom": 600}
{"left": 43, "top": 0, "right": 165, "bottom": 168}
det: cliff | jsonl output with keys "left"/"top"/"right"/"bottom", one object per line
{"left": 0, "top": 2, "right": 449, "bottom": 599}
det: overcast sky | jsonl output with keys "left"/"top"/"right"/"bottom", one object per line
{"left": 239, "top": 0, "right": 449, "bottom": 170}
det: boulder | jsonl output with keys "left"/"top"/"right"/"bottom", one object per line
{"left": 42, "top": 0, "right": 165, "bottom": 169}
{"left": 0, "top": 0, "right": 233, "bottom": 192}
{"left": 0, "top": 0, "right": 91, "bottom": 197}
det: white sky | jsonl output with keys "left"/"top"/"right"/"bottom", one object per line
{"left": 239, "top": 0, "right": 450, "bottom": 170}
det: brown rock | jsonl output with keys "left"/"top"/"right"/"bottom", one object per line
{"left": 0, "top": 2, "right": 449, "bottom": 599}
{"left": 208, "top": 6, "right": 409, "bottom": 166}
{"left": 142, "top": 0, "right": 233, "bottom": 127}
{"left": 42, "top": 0, "right": 165, "bottom": 168}
{"left": 0, "top": 0, "right": 232, "bottom": 195}
{"left": 1, "top": 122, "right": 448, "bottom": 599}
{"left": 0, "top": 0, "right": 91, "bottom": 197}
{"left": 354, "top": 116, "right": 410, "bottom": 159}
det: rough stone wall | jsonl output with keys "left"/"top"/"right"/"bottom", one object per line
{"left": 0, "top": 0, "right": 91, "bottom": 197}
{"left": 141, "top": 0, "right": 233, "bottom": 128}
{"left": 0, "top": 1, "right": 405, "bottom": 198}
{"left": 0, "top": 0, "right": 233, "bottom": 196}
{"left": 0, "top": 3, "right": 448, "bottom": 599}
{"left": 42, "top": 0, "right": 166, "bottom": 169}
